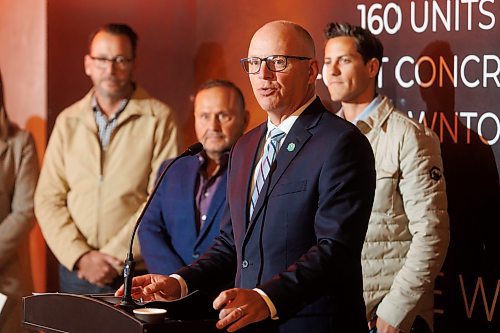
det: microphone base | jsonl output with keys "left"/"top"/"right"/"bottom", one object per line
{"left": 117, "top": 297, "right": 140, "bottom": 311}
{"left": 119, "top": 258, "right": 137, "bottom": 311}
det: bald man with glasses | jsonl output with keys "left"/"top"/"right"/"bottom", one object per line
{"left": 117, "top": 21, "right": 375, "bottom": 333}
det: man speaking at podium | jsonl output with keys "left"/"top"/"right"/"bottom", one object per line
{"left": 117, "top": 20, "right": 376, "bottom": 333}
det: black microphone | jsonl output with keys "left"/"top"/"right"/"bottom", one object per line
{"left": 119, "top": 142, "right": 204, "bottom": 309}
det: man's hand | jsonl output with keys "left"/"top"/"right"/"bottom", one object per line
{"left": 75, "top": 251, "right": 121, "bottom": 286}
{"left": 375, "top": 316, "right": 402, "bottom": 333}
{"left": 115, "top": 274, "right": 181, "bottom": 301}
{"left": 213, "top": 288, "right": 270, "bottom": 332}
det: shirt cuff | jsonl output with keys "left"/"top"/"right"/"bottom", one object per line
{"left": 253, "top": 288, "right": 279, "bottom": 320}
{"left": 169, "top": 274, "right": 188, "bottom": 297}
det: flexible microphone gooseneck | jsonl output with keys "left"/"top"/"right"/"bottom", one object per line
{"left": 119, "top": 142, "right": 204, "bottom": 310}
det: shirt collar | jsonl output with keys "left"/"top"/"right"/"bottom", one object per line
{"left": 91, "top": 94, "right": 129, "bottom": 121}
{"left": 265, "top": 95, "right": 316, "bottom": 138}
{"left": 197, "top": 150, "right": 229, "bottom": 174}
{"left": 341, "top": 94, "right": 382, "bottom": 125}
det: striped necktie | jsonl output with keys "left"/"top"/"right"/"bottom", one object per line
{"left": 249, "top": 128, "right": 286, "bottom": 218}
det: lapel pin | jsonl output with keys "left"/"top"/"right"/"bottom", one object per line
{"left": 287, "top": 142, "right": 296, "bottom": 152}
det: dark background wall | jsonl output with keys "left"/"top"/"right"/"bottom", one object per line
{"left": 47, "top": 0, "right": 197, "bottom": 144}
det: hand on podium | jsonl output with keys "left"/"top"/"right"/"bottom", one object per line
{"left": 115, "top": 274, "right": 181, "bottom": 301}
{"left": 213, "top": 288, "right": 270, "bottom": 332}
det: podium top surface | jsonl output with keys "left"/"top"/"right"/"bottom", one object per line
{"left": 23, "top": 293, "right": 220, "bottom": 333}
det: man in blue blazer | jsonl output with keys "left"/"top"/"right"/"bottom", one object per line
{"left": 138, "top": 79, "right": 248, "bottom": 274}
{"left": 118, "top": 21, "right": 375, "bottom": 333}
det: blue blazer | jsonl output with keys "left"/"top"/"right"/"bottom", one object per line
{"left": 178, "top": 98, "right": 376, "bottom": 332}
{"left": 138, "top": 155, "right": 227, "bottom": 275}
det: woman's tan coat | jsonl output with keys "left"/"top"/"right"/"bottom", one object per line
{"left": 0, "top": 127, "right": 38, "bottom": 333}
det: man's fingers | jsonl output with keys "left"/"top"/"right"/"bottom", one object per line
{"left": 115, "top": 284, "right": 124, "bottom": 296}
{"left": 213, "top": 288, "right": 238, "bottom": 310}
{"left": 77, "top": 257, "right": 118, "bottom": 287}
{"left": 226, "top": 316, "right": 251, "bottom": 333}
{"left": 216, "top": 306, "right": 246, "bottom": 331}
{"left": 218, "top": 306, "right": 236, "bottom": 320}
{"left": 116, "top": 275, "right": 175, "bottom": 301}
{"left": 143, "top": 280, "right": 168, "bottom": 295}
{"left": 122, "top": 275, "right": 150, "bottom": 291}
{"left": 130, "top": 287, "right": 146, "bottom": 299}
{"left": 115, "top": 275, "right": 151, "bottom": 296}
{"left": 102, "top": 254, "right": 122, "bottom": 267}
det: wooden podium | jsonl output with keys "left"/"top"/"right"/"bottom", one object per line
{"left": 22, "top": 292, "right": 222, "bottom": 333}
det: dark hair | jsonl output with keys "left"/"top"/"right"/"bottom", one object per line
{"left": 195, "top": 79, "right": 246, "bottom": 113}
{"left": 89, "top": 23, "right": 139, "bottom": 58}
{"left": 324, "top": 22, "right": 383, "bottom": 66}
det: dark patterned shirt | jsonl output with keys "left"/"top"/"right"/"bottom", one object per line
{"left": 195, "top": 151, "right": 229, "bottom": 232}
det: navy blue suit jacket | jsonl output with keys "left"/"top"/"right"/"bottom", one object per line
{"left": 138, "top": 155, "right": 227, "bottom": 275}
{"left": 177, "top": 98, "right": 376, "bottom": 332}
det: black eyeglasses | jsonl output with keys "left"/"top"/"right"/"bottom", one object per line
{"left": 89, "top": 55, "right": 134, "bottom": 69}
{"left": 240, "top": 55, "right": 311, "bottom": 74}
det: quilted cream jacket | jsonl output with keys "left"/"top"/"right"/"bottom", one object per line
{"left": 356, "top": 96, "right": 449, "bottom": 332}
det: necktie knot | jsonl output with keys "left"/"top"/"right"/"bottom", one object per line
{"left": 269, "top": 128, "right": 285, "bottom": 144}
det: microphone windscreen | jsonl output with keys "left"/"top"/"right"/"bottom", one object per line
{"left": 185, "top": 142, "right": 204, "bottom": 156}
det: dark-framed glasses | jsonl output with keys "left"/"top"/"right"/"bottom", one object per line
{"left": 89, "top": 55, "right": 134, "bottom": 69}
{"left": 240, "top": 55, "right": 311, "bottom": 74}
